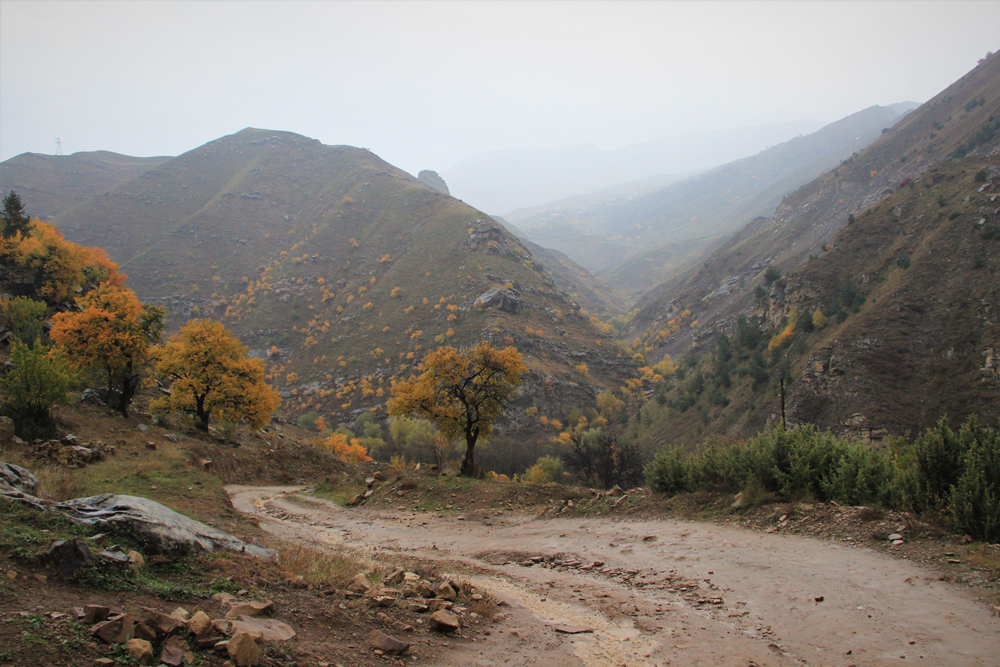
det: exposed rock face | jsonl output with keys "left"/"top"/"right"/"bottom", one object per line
{"left": 0, "top": 472, "right": 274, "bottom": 559}
{"left": 417, "top": 170, "right": 450, "bottom": 195}
{"left": 472, "top": 288, "right": 522, "bottom": 314}
{"left": 0, "top": 462, "right": 38, "bottom": 495}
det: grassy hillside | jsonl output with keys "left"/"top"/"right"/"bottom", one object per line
{"left": 0, "top": 150, "right": 170, "bottom": 221}
{"left": 46, "top": 129, "right": 637, "bottom": 439}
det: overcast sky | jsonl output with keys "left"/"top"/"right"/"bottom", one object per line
{"left": 1, "top": 0, "right": 998, "bottom": 175}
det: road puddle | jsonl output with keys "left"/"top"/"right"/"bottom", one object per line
{"left": 464, "top": 575, "right": 662, "bottom": 666}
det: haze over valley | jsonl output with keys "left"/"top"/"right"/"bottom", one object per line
{"left": 1, "top": 3, "right": 999, "bottom": 666}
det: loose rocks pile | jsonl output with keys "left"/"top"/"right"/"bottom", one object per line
{"left": 83, "top": 593, "right": 294, "bottom": 667}
{"left": 31, "top": 434, "right": 114, "bottom": 468}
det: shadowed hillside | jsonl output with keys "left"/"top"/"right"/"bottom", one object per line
{"left": 622, "top": 53, "right": 1000, "bottom": 450}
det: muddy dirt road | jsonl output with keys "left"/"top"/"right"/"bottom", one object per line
{"left": 227, "top": 486, "right": 999, "bottom": 666}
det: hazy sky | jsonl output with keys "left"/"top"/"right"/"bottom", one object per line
{"left": 1, "top": 1, "right": 998, "bottom": 175}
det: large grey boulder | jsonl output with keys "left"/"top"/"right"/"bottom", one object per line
{"left": 0, "top": 462, "right": 38, "bottom": 495}
{"left": 59, "top": 494, "right": 274, "bottom": 558}
{"left": 0, "top": 461, "right": 273, "bottom": 559}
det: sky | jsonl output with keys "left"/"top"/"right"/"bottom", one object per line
{"left": 1, "top": 0, "right": 998, "bottom": 175}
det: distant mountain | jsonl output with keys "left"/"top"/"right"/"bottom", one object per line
{"left": 623, "top": 54, "right": 1000, "bottom": 450}
{"left": 444, "top": 120, "right": 826, "bottom": 215}
{"left": 514, "top": 103, "right": 919, "bottom": 299}
{"left": 0, "top": 150, "right": 170, "bottom": 220}
{"left": 29, "top": 129, "right": 636, "bottom": 436}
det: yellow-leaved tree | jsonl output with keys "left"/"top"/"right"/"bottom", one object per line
{"left": 50, "top": 284, "right": 165, "bottom": 417}
{"left": 150, "top": 319, "right": 280, "bottom": 432}
{"left": 387, "top": 340, "right": 526, "bottom": 475}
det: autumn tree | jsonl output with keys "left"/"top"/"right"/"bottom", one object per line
{"left": 150, "top": 319, "right": 280, "bottom": 432}
{"left": 387, "top": 339, "right": 526, "bottom": 475}
{"left": 50, "top": 284, "right": 165, "bottom": 416}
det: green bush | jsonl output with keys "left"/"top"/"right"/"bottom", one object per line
{"left": 645, "top": 446, "right": 688, "bottom": 495}
{"left": 0, "top": 297, "right": 49, "bottom": 347}
{"left": 1, "top": 340, "right": 76, "bottom": 440}
{"left": 644, "top": 417, "right": 1000, "bottom": 541}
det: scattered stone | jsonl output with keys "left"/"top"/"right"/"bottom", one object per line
{"left": 553, "top": 625, "right": 592, "bottom": 634}
{"left": 372, "top": 471, "right": 387, "bottom": 481}
{"left": 888, "top": 533, "right": 903, "bottom": 541}
{"left": 48, "top": 538, "right": 94, "bottom": 577}
{"left": 607, "top": 485, "right": 624, "bottom": 497}
{"left": 349, "top": 573, "right": 373, "bottom": 593}
{"left": 159, "top": 635, "right": 190, "bottom": 666}
{"left": 224, "top": 599, "right": 275, "bottom": 619}
{"left": 642, "top": 535, "right": 658, "bottom": 542}
{"left": 434, "top": 582, "right": 457, "bottom": 601}
{"left": 233, "top": 616, "right": 296, "bottom": 641}
{"left": 127, "top": 550, "right": 145, "bottom": 568}
{"left": 187, "top": 610, "right": 213, "bottom": 636}
{"left": 99, "top": 548, "right": 129, "bottom": 564}
{"left": 125, "top": 638, "right": 154, "bottom": 664}
{"left": 429, "top": 609, "right": 461, "bottom": 633}
{"left": 0, "top": 462, "right": 38, "bottom": 494}
{"left": 92, "top": 613, "right": 136, "bottom": 643}
{"left": 134, "top": 621, "right": 158, "bottom": 642}
{"left": 368, "top": 629, "right": 410, "bottom": 655}
{"left": 139, "top": 607, "right": 185, "bottom": 635}
{"left": 93, "top": 659, "right": 115, "bottom": 667}
{"left": 170, "top": 607, "right": 191, "bottom": 622}
{"left": 347, "top": 493, "right": 364, "bottom": 506}
{"left": 227, "top": 630, "right": 262, "bottom": 666}
{"left": 815, "top": 596, "right": 825, "bottom": 603}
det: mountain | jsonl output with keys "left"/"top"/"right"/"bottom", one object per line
{"left": 513, "top": 103, "right": 919, "bottom": 299}
{"left": 31, "top": 129, "right": 636, "bottom": 437}
{"left": 0, "top": 150, "right": 170, "bottom": 220}
{"left": 622, "top": 53, "right": 1000, "bottom": 450}
{"left": 443, "top": 120, "right": 826, "bottom": 215}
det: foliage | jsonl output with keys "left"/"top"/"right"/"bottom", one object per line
{"left": 644, "top": 418, "right": 1000, "bottom": 541}
{"left": 0, "top": 296, "right": 49, "bottom": 346}
{"left": 1, "top": 191, "right": 31, "bottom": 239}
{"left": 150, "top": 318, "right": 280, "bottom": 431}
{"left": 50, "top": 284, "right": 165, "bottom": 416}
{"left": 387, "top": 340, "right": 525, "bottom": 475}
{"left": 0, "top": 216, "right": 124, "bottom": 304}
{"left": 763, "top": 265, "right": 782, "bottom": 285}
{"left": 596, "top": 389, "right": 625, "bottom": 423}
{"left": 0, "top": 340, "right": 76, "bottom": 440}
{"left": 565, "top": 428, "right": 646, "bottom": 490}
{"left": 524, "top": 455, "right": 566, "bottom": 484}
{"left": 317, "top": 432, "right": 373, "bottom": 464}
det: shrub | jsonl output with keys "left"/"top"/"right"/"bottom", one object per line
{"left": 896, "top": 254, "right": 911, "bottom": 269}
{"left": 645, "top": 446, "right": 688, "bottom": 495}
{"left": 524, "top": 456, "right": 565, "bottom": 484}
{"left": 763, "top": 266, "right": 782, "bottom": 285}
{"left": 1, "top": 340, "right": 76, "bottom": 440}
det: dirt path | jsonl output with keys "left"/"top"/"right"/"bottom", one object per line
{"left": 227, "top": 485, "right": 999, "bottom": 667}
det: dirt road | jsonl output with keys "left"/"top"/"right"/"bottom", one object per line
{"left": 227, "top": 486, "right": 999, "bottom": 666}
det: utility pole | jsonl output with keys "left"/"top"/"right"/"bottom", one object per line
{"left": 54, "top": 138, "right": 63, "bottom": 156}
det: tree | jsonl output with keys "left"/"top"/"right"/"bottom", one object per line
{"left": 1, "top": 191, "right": 31, "bottom": 239}
{"left": 387, "top": 339, "right": 526, "bottom": 475}
{"left": 150, "top": 319, "right": 280, "bottom": 432}
{"left": 50, "top": 284, "right": 165, "bottom": 416}
{"left": 565, "top": 428, "right": 646, "bottom": 490}
{"left": 1, "top": 339, "right": 76, "bottom": 440}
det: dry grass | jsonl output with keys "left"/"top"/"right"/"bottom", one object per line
{"left": 259, "top": 536, "right": 364, "bottom": 588}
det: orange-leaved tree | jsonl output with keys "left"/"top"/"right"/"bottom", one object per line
{"left": 387, "top": 339, "right": 526, "bottom": 475}
{"left": 317, "top": 431, "right": 373, "bottom": 464}
{"left": 150, "top": 319, "right": 280, "bottom": 432}
{"left": 0, "top": 204, "right": 124, "bottom": 304}
{"left": 50, "top": 284, "right": 166, "bottom": 417}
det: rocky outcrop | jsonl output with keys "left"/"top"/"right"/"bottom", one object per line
{"left": 0, "top": 468, "right": 273, "bottom": 558}
{"left": 472, "top": 288, "right": 522, "bottom": 314}
{"left": 417, "top": 170, "right": 450, "bottom": 195}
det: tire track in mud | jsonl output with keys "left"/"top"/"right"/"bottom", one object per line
{"left": 228, "top": 485, "right": 1000, "bottom": 667}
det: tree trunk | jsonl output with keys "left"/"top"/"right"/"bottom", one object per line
{"left": 118, "top": 376, "right": 138, "bottom": 418}
{"left": 460, "top": 432, "right": 478, "bottom": 476}
{"left": 195, "top": 395, "right": 210, "bottom": 431}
